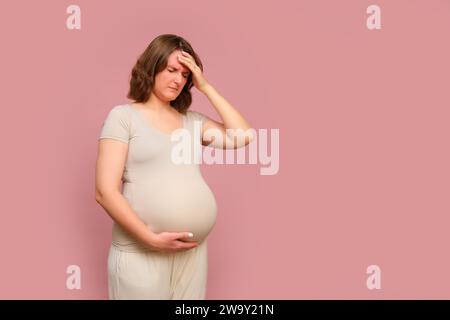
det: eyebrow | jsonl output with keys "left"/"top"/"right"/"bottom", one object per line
{"left": 167, "top": 65, "right": 190, "bottom": 74}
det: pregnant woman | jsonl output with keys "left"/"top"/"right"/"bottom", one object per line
{"left": 95, "top": 34, "right": 254, "bottom": 299}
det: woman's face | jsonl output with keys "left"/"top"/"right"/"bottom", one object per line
{"left": 153, "top": 49, "right": 191, "bottom": 102}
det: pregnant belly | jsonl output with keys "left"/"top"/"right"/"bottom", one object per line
{"left": 128, "top": 178, "right": 218, "bottom": 243}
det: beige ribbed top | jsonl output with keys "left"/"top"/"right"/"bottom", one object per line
{"left": 99, "top": 104, "right": 217, "bottom": 245}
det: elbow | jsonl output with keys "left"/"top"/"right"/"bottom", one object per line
{"left": 235, "top": 127, "right": 256, "bottom": 149}
{"left": 227, "top": 127, "right": 256, "bottom": 149}
{"left": 95, "top": 191, "right": 103, "bottom": 204}
{"left": 95, "top": 188, "right": 108, "bottom": 204}
{"left": 246, "top": 129, "right": 256, "bottom": 145}
{"left": 95, "top": 188, "right": 121, "bottom": 203}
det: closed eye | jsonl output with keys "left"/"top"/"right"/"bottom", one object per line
{"left": 168, "top": 68, "right": 189, "bottom": 78}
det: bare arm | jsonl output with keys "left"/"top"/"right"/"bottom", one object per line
{"left": 94, "top": 138, "right": 197, "bottom": 252}
{"left": 200, "top": 84, "right": 255, "bottom": 149}
{"left": 176, "top": 51, "right": 255, "bottom": 150}
{"left": 95, "top": 139, "right": 157, "bottom": 248}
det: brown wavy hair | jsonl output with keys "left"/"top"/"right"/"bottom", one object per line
{"left": 126, "top": 34, "right": 203, "bottom": 114}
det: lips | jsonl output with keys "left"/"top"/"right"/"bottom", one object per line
{"left": 169, "top": 87, "right": 178, "bottom": 90}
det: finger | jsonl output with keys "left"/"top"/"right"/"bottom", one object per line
{"left": 178, "top": 56, "right": 192, "bottom": 68}
{"left": 178, "top": 232, "right": 194, "bottom": 240}
{"left": 180, "top": 241, "right": 198, "bottom": 249}
{"left": 173, "top": 241, "right": 197, "bottom": 252}
{"left": 178, "top": 54, "right": 194, "bottom": 66}
{"left": 177, "top": 55, "right": 188, "bottom": 66}
{"left": 181, "top": 50, "right": 190, "bottom": 57}
{"left": 175, "top": 237, "right": 197, "bottom": 246}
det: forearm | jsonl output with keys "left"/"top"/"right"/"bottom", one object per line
{"left": 95, "top": 191, "right": 156, "bottom": 249}
{"left": 201, "top": 84, "right": 252, "bottom": 131}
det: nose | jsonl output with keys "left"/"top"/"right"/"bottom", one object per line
{"left": 174, "top": 74, "right": 183, "bottom": 85}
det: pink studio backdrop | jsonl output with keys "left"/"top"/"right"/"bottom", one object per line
{"left": 0, "top": 0, "right": 449, "bottom": 299}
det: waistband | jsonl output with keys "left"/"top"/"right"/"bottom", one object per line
{"left": 111, "top": 239, "right": 207, "bottom": 254}
{"left": 111, "top": 241, "right": 153, "bottom": 253}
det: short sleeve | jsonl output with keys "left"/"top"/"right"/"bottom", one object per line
{"left": 98, "top": 105, "right": 130, "bottom": 144}
{"left": 188, "top": 110, "right": 207, "bottom": 126}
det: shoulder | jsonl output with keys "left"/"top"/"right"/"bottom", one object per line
{"left": 186, "top": 109, "right": 207, "bottom": 122}
{"left": 102, "top": 104, "right": 132, "bottom": 126}
{"left": 105, "top": 104, "right": 132, "bottom": 118}
{"left": 108, "top": 104, "right": 131, "bottom": 114}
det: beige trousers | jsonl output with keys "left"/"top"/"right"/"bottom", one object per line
{"left": 107, "top": 240, "right": 208, "bottom": 300}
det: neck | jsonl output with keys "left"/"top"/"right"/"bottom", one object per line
{"left": 140, "top": 93, "right": 174, "bottom": 113}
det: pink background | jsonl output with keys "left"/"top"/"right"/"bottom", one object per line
{"left": 0, "top": 0, "right": 449, "bottom": 299}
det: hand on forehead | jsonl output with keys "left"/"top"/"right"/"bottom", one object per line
{"left": 168, "top": 50, "right": 190, "bottom": 73}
